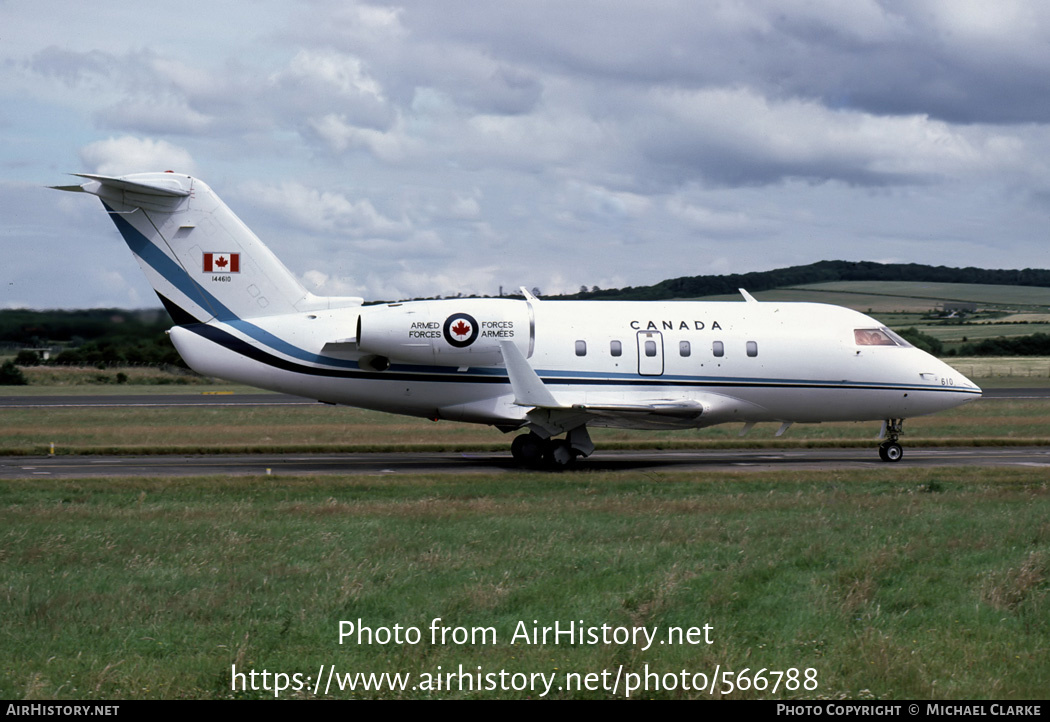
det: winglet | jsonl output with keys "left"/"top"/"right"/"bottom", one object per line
{"left": 499, "top": 340, "right": 560, "bottom": 408}
{"left": 739, "top": 288, "right": 758, "bottom": 303}
{"left": 520, "top": 286, "right": 540, "bottom": 302}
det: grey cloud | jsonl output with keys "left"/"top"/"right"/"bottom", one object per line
{"left": 8, "top": 0, "right": 1050, "bottom": 309}
{"left": 28, "top": 46, "right": 124, "bottom": 86}
{"left": 394, "top": 0, "right": 1050, "bottom": 126}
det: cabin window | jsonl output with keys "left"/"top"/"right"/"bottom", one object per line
{"left": 644, "top": 340, "right": 657, "bottom": 357}
{"left": 746, "top": 341, "right": 758, "bottom": 357}
{"left": 575, "top": 340, "right": 587, "bottom": 356}
{"left": 679, "top": 340, "right": 691, "bottom": 357}
{"left": 712, "top": 341, "right": 724, "bottom": 357}
{"left": 610, "top": 340, "right": 622, "bottom": 357}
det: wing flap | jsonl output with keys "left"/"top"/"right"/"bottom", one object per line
{"left": 571, "top": 400, "right": 705, "bottom": 416}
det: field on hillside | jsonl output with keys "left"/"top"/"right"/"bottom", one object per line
{"left": 728, "top": 281, "right": 1050, "bottom": 313}
{"left": 698, "top": 281, "right": 1050, "bottom": 355}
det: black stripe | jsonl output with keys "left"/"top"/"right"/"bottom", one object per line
{"left": 157, "top": 292, "right": 203, "bottom": 326}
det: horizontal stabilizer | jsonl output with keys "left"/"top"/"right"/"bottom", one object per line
{"left": 66, "top": 173, "right": 191, "bottom": 197}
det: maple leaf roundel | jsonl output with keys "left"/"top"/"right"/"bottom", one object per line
{"left": 443, "top": 312, "right": 479, "bottom": 348}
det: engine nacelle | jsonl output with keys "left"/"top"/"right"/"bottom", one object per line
{"left": 356, "top": 299, "right": 534, "bottom": 366}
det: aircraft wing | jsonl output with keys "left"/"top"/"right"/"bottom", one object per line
{"left": 500, "top": 339, "right": 560, "bottom": 408}
{"left": 499, "top": 340, "right": 710, "bottom": 434}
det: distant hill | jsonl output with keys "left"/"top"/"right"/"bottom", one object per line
{"left": 0, "top": 308, "right": 181, "bottom": 367}
{"left": 0, "top": 308, "right": 171, "bottom": 346}
{"left": 559, "top": 260, "right": 1050, "bottom": 301}
{"left": 5, "top": 260, "right": 1050, "bottom": 344}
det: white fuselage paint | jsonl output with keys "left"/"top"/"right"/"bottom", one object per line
{"left": 169, "top": 298, "right": 980, "bottom": 430}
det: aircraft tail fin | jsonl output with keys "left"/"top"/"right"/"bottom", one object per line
{"left": 52, "top": 172, "right": 362, "bottom": 324}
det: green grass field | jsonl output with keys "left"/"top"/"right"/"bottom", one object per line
{"left": 3, "top": 350, "right": 1048, "bottom": 700}
{"left": 1, "top": 393, "right": 1047, "bottom": 456}
{"left": 1, "top": 469, "right": 1047, "bottom": 699}
{"left": 915, "top": 324, "right": 1050, "bottom": 344}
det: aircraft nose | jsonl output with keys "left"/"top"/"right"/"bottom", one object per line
{"left": 905, "top": 350, "right": 982, "bottom": 415}
{"left": 929, "top": 357, "right": 982, "bottom": 399}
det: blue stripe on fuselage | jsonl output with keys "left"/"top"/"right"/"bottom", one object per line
{"left": 184, "top": 322, "right": 982, "bottom": 398}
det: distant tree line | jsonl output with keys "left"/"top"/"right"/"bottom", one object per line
{"left": 14, "top": 338, "right": 182, "bottom": 367}
{"left": 6, "top": 260, "right": 1050, "bottom": 372}
{"left": 955, "top": 333, "right": 1050, "bottom": 356}
{"left": 2, "top": 308, "right": 183, "bottom": 368}
{"left": 0, "top": 308, "right": 169, "bottom": 344}
{"left": 882, "top": 328, "right": 1050, "bottom": 357}
{"left": 896, "top": 328, "right": 943, "bottom": 356}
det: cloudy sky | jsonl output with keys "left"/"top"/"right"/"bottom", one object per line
{"left": 4, "top": 0, "right": 1050, "bottom": 309}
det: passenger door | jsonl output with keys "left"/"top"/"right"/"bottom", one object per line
{"left": 636, "top": 330, "right": 664, "bottom": 376}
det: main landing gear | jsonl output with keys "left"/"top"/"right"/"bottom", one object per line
{"left": 511, "top": 431, "right": 589, "bottom": 469}
{"left": 878, "top": 419, "right": 904, "bottom": 462}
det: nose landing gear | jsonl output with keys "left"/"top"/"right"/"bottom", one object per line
{"left": 878, "top": 419, "right": 904, "bottom": 462}
{"left": 878, "top": 441, "right": 903, "bottom": 462}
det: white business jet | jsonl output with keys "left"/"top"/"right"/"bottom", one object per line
{"left": 54, "top": 172, "right": 982, "bottom": 467}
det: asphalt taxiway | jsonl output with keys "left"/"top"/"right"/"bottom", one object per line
{"left": 3, "top": 446, "right": 1050, "bottom": 479}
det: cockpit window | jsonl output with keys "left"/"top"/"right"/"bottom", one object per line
{"left": 854, "top": 328, "right": 912, "bottom": 348}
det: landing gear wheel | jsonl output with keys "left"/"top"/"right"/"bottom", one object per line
{"left": 511, "top": 433, "right": 545, "bottom": 467}
{"left": 878, "top": 419, "right": 905, "bottom": 463}
{"left": 544, "top": 439, "right": 578, "bottom": 469}
{"left": 878, "top": 442, "right": 903, "bottom": 462}
{"left": 512, "top": 433, "right": 582, "bottom": 469}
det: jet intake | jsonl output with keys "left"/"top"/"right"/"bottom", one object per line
{"left": 356, "top": 299, "right": 533, "bottom": 366}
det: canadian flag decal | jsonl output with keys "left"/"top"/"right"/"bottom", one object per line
{"left": 203, "top": 252, "right": 240, "bottom": 273}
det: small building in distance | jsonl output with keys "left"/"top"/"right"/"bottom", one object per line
{"left": 939, "top": 302, "right": 977, "bottom": 318}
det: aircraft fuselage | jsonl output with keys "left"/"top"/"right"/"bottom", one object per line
{"left": 169, "top": 297, "right": 979, "bottom": 430}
